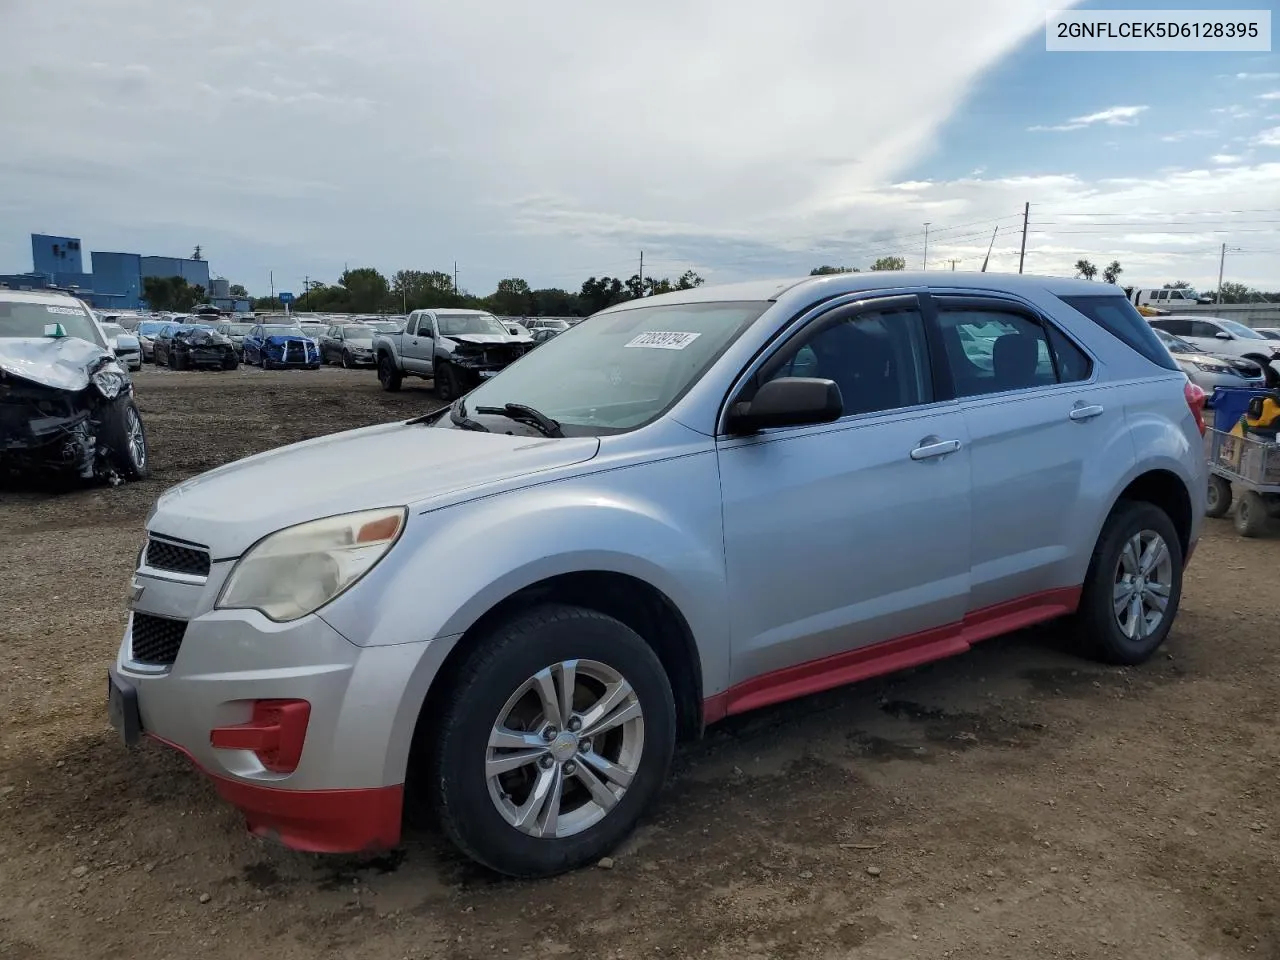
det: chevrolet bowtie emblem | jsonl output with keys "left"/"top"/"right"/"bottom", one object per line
{"left": 129, "top": 580, "right": 145, "bottom": 604}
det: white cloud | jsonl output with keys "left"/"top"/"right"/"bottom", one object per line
{"left": 1159, "top": 129, "right": 1216, "bottom": 143}
{"left": 1238, "top": 72, "right": 1280, "bottom": 80}
{"left": 1258, "top": 127, "right": 1280, "bottom": 147}
{"left": 1029, "top": 105, "right": 1147, "bottom": 132}
{"left": 1258, "top": 91, "right": 1280, "bottom": 101}
{"left": 1212, "top": 104, "right": 1257, "bottom": 120}
{"left": 1211, "top": 154, "right": 1243, "bottom": 164}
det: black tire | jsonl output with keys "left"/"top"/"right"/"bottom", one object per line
{"left": 1235, "top": 490, "right": 1270, "bottom": 538}
{"left": 429, "top": 604, "right": 676, "bottom": 878}
{"left": 378, "top": 355, "right": 402, "bottom": 392}
{"left": 1205, "top": 475, "right": 1232, "bottom": 519}
{"left": 223, "top": 354, "right": 239, "bottom": 371}
{"left": 97, "top": 398, "right": 150, "bottom": 481}
{"left": 1075, "top": 500, "right": 1183, "bottom": 666}
{"left": 259, "top": 353, "right": 268, "bottom": 370}
{"left": 435, "top": 361, "right": 461, "bottom": 402}
{"left": 342, "top": 350, "right": 352, "bottom": 369}
{"left": 166, "top": 350, "right": 178, "bottom": 371}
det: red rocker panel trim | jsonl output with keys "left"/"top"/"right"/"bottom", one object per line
{"left": 702, "top": 586, "right": 1082, "bottom": 724}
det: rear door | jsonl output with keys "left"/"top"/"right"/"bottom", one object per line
{"left": 924, "top": 293, "right": 1117, "bottom": 612}
{"left": 717, "top": 294, "right": 972, "bottom": 691}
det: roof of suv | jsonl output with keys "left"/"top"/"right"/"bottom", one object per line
{"left": 602, "top": 272, "right": 1123, "bottom": 310}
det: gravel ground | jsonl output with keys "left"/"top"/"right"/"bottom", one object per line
{"left": 1, "top": 365, "right": 1277, "bottom": 960}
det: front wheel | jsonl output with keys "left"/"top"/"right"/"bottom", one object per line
{"left": 1074, "top": 500, "right": 1183, "bottom": 665}
{"left": 435, "top": 362, "right": 461, "bottom": 402}
{"left": 97, "top": 399, "right": 150, "bottom": 481}
{"left": 342, "top": 350, "right": 353, "bottom": 369}
{"left": 429, "top": 604, "right": 676, "bottom": 878}
{"left": 1205, "top": 475, "right": 1232, "bottom": 519}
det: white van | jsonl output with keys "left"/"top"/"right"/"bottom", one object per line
{"left": 1126, "top": 286, "right": 1214, "bottom": 308}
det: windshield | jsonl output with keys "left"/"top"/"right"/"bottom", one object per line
{"left": 1154, "top": 329, "right": 1194, "bottom": 353}
{"left": 341, "top": 325, "right": 374, "bottom": 340}
{"left": 223, "top": 323, "right": 254, "bottom": 335}
{"left": 437, "top": 313, "right": 508, "bottom": 337}
{"left": 0, "top": 299, "right": 106, "bottom": 348}
{"left": 260, "top": 325, "right": 303, "bottom": 336}
{"left": 101, "top": 323, "right": 127, "bottom": 338}
{"left": 136, "top": 321, "right": 167, "bottom": 336}
{"left": 1218, "top": 319, "right": 1264, "bottom": 339}
{"left": 454, "top": 300, "right": 769, "bottom": 435}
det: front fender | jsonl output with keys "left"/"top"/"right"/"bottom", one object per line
{"left": 318, "top": 450, "right": 731, "bottom": 689}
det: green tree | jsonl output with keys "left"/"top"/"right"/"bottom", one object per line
{"left": 1074, "top": 259, "right": 1098, "bottom": 280}
{"left": 1102, "top": 260, "right": 1123, "bottom": 285}
{"left": 1165, "top": 280, "right": 1192, "bottom": 289}
{"left": 869, "top": 256, "right": 906, "bottom": 271}
{"left": 142, "top": 275, "right": 201, "bottom": 311}
{"left": 580, "top": 276, "right": 628, "bottom": 313}
{"left": 340, "top": 267, "right": 391, "bottom": 313}
{"left": 489, "top": 278, "right": 534, "bottom": 316}
{"left": 809, "top": 265, "right": 858, "bottom": 275}
{"left": 228, "top": 283, "right": 248, "bottom": 297}
{"left": 391, "top": 269, "right": 463, "bottom": 311}
{"left": 530, "top": 287, "right": 584, "bottom": 316}
{"left": 675, "top": 270, "right": 705, "bottom": 289}
{"left": 1217, "top": 281, "right": 1256, "bottom": 304}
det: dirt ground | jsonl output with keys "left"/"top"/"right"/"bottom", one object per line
{"left": 1, "top": 365, "right": 1278, "bottom": 960}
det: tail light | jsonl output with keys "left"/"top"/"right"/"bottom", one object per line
{"left": 1184, "top": 380, "right": 1207, "bottom": 437}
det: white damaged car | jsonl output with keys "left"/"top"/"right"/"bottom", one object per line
{"left": 0, "top": 290, "right": 150, "bottom": 484}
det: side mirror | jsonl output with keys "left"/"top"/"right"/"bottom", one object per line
{"left": 43, "top": 322, "right": 67, "bottom": 338}
{"left": 726, "top": 377, "right": 843, "bottom": 433}
{"left": 1215, "top": 330, "right": 1232, "bottom": 340}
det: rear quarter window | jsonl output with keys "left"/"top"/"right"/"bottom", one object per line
{"left": 1057, "top": 295, "right": 1179, "bottom": 372}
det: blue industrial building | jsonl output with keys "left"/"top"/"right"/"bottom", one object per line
{"left": 1, "top": 233, "right": 250, "bottom": 311}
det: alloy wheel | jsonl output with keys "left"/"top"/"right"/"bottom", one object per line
{"left": 485, "top": 659, "right": 644, "bottom": 839}
{"left": 126, "top": 407, "right": 146, "bottom": 469}
{"left": 1112, "top": 529, "right": 1173, "bottom": 641}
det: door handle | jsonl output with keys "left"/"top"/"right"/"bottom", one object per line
{"left": 910, "top": 439, "right": 962, "bottom": 461}
{"left": 1069, "top": 403, "right": 1104, "bottom": 422}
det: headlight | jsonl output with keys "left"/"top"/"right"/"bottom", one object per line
{"left": 215, "top": 507, "right": 407, "bottom": 622}
{"left": 92, "top": 363, "right": 128, "bottom": 399}
{"left": 1193, "top": 361, "right": 1230, "bottom": 373}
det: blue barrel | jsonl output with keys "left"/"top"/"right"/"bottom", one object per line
{"left": 1211, "top": 386, "right": 1273, "bottom": 432}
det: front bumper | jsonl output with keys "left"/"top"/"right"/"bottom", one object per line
{"left": 112, "top": 575, "right": 441, "bottom": 851}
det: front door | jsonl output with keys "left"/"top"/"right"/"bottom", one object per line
{"left": 717, "top": 295, "right": 972, "bottom": 701}
{"left": 403, "top": 314, "right": 433, "bottom": 374}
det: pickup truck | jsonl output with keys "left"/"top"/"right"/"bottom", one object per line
{"left": 374, "top": 309, "right": 534, "bottom": 401}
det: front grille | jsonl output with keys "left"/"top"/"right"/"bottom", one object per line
{"left": 130, "top": 613, "right": 187, "bottom": 666}
{"left": 145, "top": 538, "right": 211, "bottom": 577}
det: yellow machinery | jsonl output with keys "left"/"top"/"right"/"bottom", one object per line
{"left": 1228, "top": 391, "right": 1280, "bottom": 442}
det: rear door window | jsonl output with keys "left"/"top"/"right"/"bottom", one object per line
{"left": 934, "top": 305, "right": 1088, "bottom": 397}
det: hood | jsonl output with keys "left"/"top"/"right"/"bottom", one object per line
{"left": 178, "top": 328, "right": 232, "bottom": 346}
{"left": 264, "top": 334, "right": 313, "bottom": 345}
{"left": 109, "top": 334, "right": 140, "bottom": 349}
{"left": 148, "top": 420, "right": 601, "bottom": 557}
{"left": 0, "top": 336, "right": 114, "bottom": 392}
{"left": 446, "top": 333, "right": 529, "bottom": 346}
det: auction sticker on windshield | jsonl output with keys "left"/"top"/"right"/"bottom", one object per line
{"left": 625, "top": 331, "right": 702, "bottom": 350}
{"left": 46, "top": 306, "right": 83, "bottom": 316}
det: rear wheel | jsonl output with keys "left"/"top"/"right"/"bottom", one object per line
{"left": 1075, "top": 500, "right": 1183, "bottom": 665}
{"left": 1205, "top": 475, "right": 1232, "bottom": 519}
{"left": 378, "top": 355, "right": 402, "bottom": 392}
{"left": 429, "top": 604, "right": 676, "bottom": 878}
{"left": 1235, "top": 490, "right": 1270, "bottom": 537}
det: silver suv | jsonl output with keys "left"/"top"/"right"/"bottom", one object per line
{"left": 109, "top": 273, "right": 1206, "bottom": 877}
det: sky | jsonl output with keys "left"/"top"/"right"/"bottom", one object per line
{"left": 1, "top": 0, "right": 1278, "bottom": 298}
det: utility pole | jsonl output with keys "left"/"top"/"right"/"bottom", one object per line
{"left": 1217, "top": 242, "right": 1227, "bottom": 304}
{"left": 270, "top": 270, "right": 274, "bottom": 299}
{"left": 453, "top": 261, "right": 459, "bottom": 295}
{"left": 639, "top": 250, "right": 644, "bottom": 295}
{"left": 1018, "top": 201, "right": 1030, "bottom": 274}
{"left": 922, "top": 223, "right": 931, "bottom": 270}
{"left": 304, "top": 275, "right": 309, "bottom": 309}
{"left": 947, "top": 258, "right": 960, "bottom": 271}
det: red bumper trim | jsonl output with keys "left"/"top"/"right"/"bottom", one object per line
{"left": 149, "top": 734, "right": 402, "bottom": 853}
{"left": 703, "top": 586, "right": 1081, "bottom": 724}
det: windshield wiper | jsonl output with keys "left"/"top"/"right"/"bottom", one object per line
{"left": 445, "top": 399, "right": 490, "bottom": 432}
{"left": 473, "top": 403, "right": 564, "bottom": 438}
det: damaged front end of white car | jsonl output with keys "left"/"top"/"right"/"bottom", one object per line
{"left": 0, "top": 325, "right": 150, "bottom": 485}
